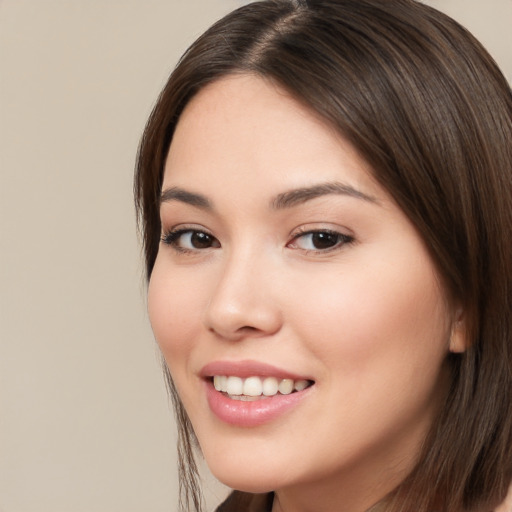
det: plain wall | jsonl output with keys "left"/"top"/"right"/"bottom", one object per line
{"left": 1, "top": 1, "right": 510, "bottom": 511}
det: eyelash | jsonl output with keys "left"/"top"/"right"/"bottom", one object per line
{"left": 160, "top": 227, "right": 219, "bottom": 254}
{"left": 160, "top": 227, "right": 354, "bottom": 254}
{"left": 287, "top": 228, "right": 354, "bottom": 253}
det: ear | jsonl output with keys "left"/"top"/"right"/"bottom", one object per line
{"left": 449, "top": 307, "right": 468, "bottom": 353}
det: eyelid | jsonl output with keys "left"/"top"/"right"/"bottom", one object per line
{"left": 287, "top": 226, "right": 355, "bottom": 253}
{"left": 160, "top": 222, "right": 213, "bottom": 237}
{"left": 160, "top": 224, "right": 220, "bottom": 253}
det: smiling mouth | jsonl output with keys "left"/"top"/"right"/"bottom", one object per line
{"left": 211, "top": 375, "right": 314, "bottom": 401}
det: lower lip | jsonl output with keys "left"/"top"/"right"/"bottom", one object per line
{"left": 205, "top": 380, "right": 312, "bottom": 427}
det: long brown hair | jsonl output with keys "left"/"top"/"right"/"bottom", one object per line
{"left": 135, "top": 1, "right": 512, "bottom": 510}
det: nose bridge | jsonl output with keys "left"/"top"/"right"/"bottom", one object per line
{"left": 204, "top": 243, "right": 281, "bottom": 340}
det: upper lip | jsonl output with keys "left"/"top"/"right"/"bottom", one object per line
{"left": 200, "top": 359, "right": 312, "bottom": 381}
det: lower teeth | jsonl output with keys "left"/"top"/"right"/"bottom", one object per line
{"left": 226, "top": 394, "right": 269, "bottom": 401}
{"left": 224, "top": 391, "right": 295, "bottom": 401}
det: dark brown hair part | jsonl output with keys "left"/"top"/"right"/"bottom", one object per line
{"left": 135, "top": 1, "right": 512, "bottom": 510}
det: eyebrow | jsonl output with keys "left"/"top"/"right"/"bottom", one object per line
{"left": 159, "top": 181, "right": 378, "bottom": 211}
{"left": 271, "top": 182, "right": 378, "bottom": 209}
{"left": 160, "top": 187, "right": 212, "bottom": 210}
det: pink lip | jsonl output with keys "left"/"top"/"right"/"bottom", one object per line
{"left": 200, "top": 359, "right": 311, "bottom": 380}
{"left": 204, "top": 380, "right": 312, "bottom": 427}
{"left": 200, "top": 360, "right": 314, "bottom": 428}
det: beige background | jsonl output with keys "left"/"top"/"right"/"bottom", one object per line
{"left": 1, "top": 1, "right": 510, "bottom": 511}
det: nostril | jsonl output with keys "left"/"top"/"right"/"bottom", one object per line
{"left": 203, "top": 278, "right": 283, "bottom": 340}
{"left": 239, "top": 326, "right": 258, "bottom": 333}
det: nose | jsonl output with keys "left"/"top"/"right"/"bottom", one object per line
{"left": 203, "top": 251, "right": 283, "bottom": 341}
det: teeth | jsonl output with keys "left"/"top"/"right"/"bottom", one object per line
{"left": 294, "top": 379, "right": 309, "bottom": 391}
{"left": 226, "top": 376, "right": 243, "bottom": 396}
{"left": 278, "top": 378, "right": 294, "bottom": 395}
{"left": 213, "top": 375, "right": 229, "bottom": 392}
{"left": 243, "top": 376, "right": 262, "bottom": 396}
{"left": 212, "top": 375, "right": 311, "bottom": 398}
{"left": 262, "top": 377, "right": 278, "bottom": 396}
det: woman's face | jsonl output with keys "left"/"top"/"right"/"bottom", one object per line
{"left": 148, "top": 75, "right": 459, "bottom": 507}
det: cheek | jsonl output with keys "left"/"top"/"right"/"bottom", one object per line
{"left": 285, "top": 256, "right": 451, "bottom": 387}
{"left": 278, "top": 259, "right": 452, "bottom": 470}
{"left": 147, "top": 260, "right": 204, "bottom": 366}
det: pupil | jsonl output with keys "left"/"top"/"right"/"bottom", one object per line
{"left": 191, "top": 232, "right": 212, "bottom": 249}
{"left": 312, "top": 232, "right": 338, "bottom": 249}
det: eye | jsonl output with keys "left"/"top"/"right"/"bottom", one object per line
{"left": 288, "top": 229, "right": 353, "bottom": 252}
{"left": 161, "top": 228, "right": 220, "bottom": 252}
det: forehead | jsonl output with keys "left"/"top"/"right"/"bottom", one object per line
{"left": 163, "top": 74, "right": 382, "bottom": 201}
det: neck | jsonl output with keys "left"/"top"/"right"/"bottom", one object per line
{"left": 270, "top": 457, "right": 409, "bottom": 512}
{"left": 269, "top": 420, "right": 430, "bottom": 512}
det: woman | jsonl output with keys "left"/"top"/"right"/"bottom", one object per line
{"left": 135, "top": 1, "right": 512, "bottom": 511}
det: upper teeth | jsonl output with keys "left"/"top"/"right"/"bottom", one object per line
{"left": 213, "top": 376, "right": 310, "bottom": 397}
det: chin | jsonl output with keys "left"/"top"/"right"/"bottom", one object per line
{"left": 205, "top": 457, "right": 284, "bottom": 494}
{"left": 211, "top": 468, "right": 276, "bottom": 493}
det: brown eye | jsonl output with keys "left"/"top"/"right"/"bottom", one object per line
{"left": 162, "top": 229, "right": 220, "bottom": 251}
{"left": 190, "top": 231, "right": 215, "bottom": 249}
{"left": 310, "top": 232, "right": 340, "bottom": 249}
{"left": 290, "top": 230, "right": 354, "bottom": 252}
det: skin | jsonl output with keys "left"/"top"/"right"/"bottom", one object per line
{"left": 148, "top": 74, "right": 465, "bottom": 512}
